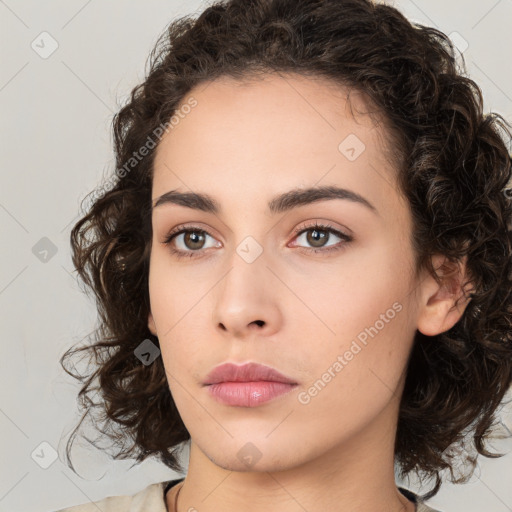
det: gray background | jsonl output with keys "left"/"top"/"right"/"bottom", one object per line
{"left": 1, "top": 1, "right": 511, "bottom": 511}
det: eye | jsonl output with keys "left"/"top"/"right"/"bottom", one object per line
{"left": 161, "top": 221, "right": 353, "bottom": 259}
{"left": 162, "top": 224, "right": 221, "bottom": 259}
{"left": 289, "top": 222, "right": 353, "bottom": 254}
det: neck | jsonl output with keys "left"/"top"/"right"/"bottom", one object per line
{"left": 167, "top": 399, "right": 415, "bottom": 512}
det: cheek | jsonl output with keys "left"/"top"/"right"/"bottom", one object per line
{"left": 295, "top": 244, "right": 411, "bottom": 334}
{"left": 147, "top": 251, "right": 220, "bottom": 381}
{"left": 147, "top": 263, "right": 182, "bottom": 356}
{"left": 293, "top": 246, "right": 415, "bottom": 389}
{"left": 148, "top": 249, "right": 209, "bottom": 331}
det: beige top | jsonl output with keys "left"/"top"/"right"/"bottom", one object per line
{"left": 54, "top": 480, "right": 441, "bottom": 512}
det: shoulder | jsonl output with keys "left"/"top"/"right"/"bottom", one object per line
{"left": 54, "top": 481, "right": 169, "bottom": 512}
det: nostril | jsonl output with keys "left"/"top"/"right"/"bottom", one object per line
{"left": 251, "top": 320, "right": 265, "bottom": 327}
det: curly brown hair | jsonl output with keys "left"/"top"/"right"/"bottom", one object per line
{"left": 61, "top": 0, "right": 512, "bottom": 500}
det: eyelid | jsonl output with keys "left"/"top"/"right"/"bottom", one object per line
{"left": 290, "top": 219, "right": 352, "bottom": 239}
{"left": 163, "top": 220, "right": 351, "bottom": 241}
{"left": 164, "top": 222, "right": 216, "bottom": 238}
{"left": 162, "top": 223, "right": 222, "bottom": 252}
{"left": 287, "top": 221, "right": 352, "bottom": 252}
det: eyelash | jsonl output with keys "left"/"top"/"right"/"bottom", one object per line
{"left": 161, "top": 222, "right": 353, "bottom": 260}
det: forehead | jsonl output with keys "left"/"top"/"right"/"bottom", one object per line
{"left": 152, "top": 72, "right": 403, "bottom": 214}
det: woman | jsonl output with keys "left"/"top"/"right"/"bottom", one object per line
{"left": 57, "top": 0, "right": 512, "bottom": 511}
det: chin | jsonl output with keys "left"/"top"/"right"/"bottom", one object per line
{"left": 202, "top": 439, "right": 307, "bottom": 473}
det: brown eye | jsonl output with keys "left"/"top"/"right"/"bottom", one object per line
{"left": 162, "top": 226, "right": 221, "bottom": 259}
{"left": 305, "top": 228, "right": 329, "bottom": 248}
{"left": 182, "top": 231, "right": 206, "bottom": 250}
{"left": 290, "top": 222, "right": 353, "bottom": 255}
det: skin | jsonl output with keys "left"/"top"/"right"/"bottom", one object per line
{"left": 146, "top": 72, "right": 471, "bottom": 512}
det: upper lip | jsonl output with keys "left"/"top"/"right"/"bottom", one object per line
{"left": 203, "top": 362, "right": 298, "bottom": 385}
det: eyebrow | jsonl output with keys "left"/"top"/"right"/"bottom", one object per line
{"left": 152, "top": 185, "right": 378, "bottom": 216}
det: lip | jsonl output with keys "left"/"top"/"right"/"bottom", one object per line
{"left": 206, "top": 381, "right": 298, "bottom": 407}
{"left": 203, "top": 362, "right": 298, "bottom": 385}
{"left": 203, "top": 362, "right": 298, "bottom": 407}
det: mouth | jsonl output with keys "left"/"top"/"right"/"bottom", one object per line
{"left": 202, "top": 362, "right": 299, "bottom": 407}
{"left": 205, "top": 381, "right": 299, "bottom": 407}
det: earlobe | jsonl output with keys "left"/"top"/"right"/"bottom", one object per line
{"left": 148, "top": 311, "right": 158, "bottom": 336}
{"left": 416, "top": 254, "right": 474, "bottom": 337}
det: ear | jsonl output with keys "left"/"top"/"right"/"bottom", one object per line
{"left": 416, "top": 254, "right": 474, "bottom": 336}
{"left": 148, "top": 311, "right": 158, "bottom": 336}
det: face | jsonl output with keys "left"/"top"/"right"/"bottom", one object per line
{"left": 147, "top": 73, "right": 433, "bottom": 473}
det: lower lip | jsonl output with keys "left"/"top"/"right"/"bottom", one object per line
{"left": 206, "top": 381, "right": 298, "bottom": 407}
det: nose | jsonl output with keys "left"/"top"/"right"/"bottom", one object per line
{"left": 212, "top": 252, "right": 283, "bottom": 340}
